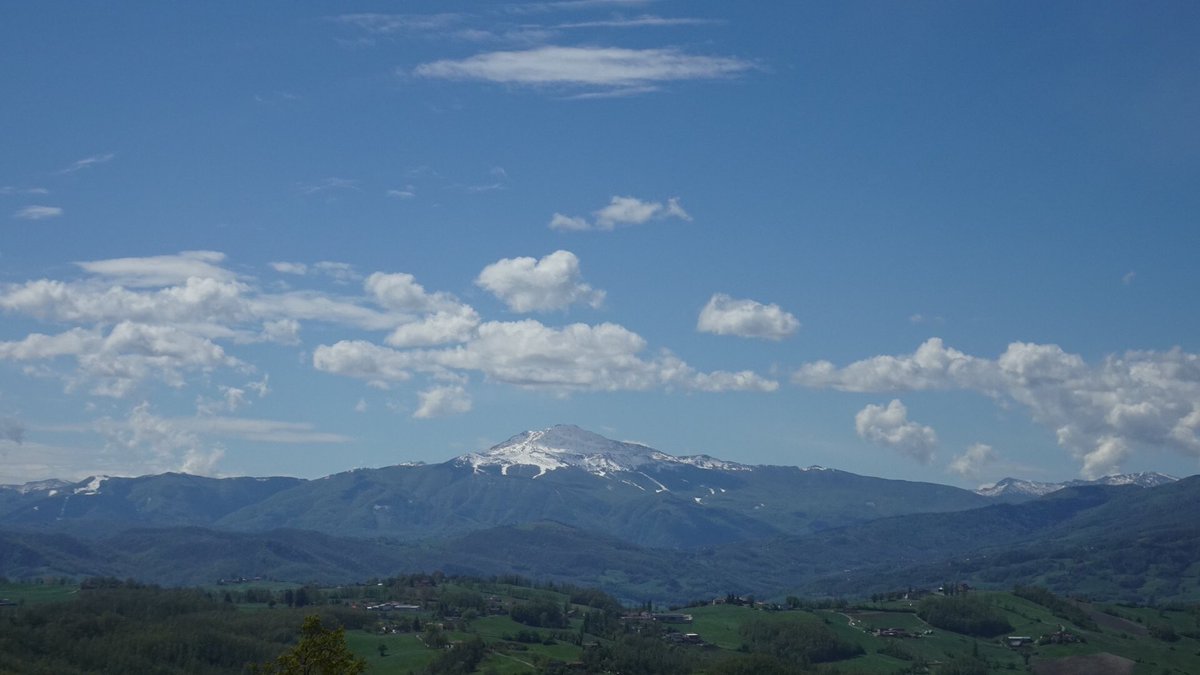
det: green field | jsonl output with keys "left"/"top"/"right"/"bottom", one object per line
{"left": 2, "top": 576, "right": 1199, "bottom": 674}
{"left": 0, "top": 580, "right": 79, "bottom": 605}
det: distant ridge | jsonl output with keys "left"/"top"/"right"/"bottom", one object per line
{"left": 976, "top": 472, "right": 1177, "bottom": 501}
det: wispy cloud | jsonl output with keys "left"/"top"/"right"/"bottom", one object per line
{"left": 413, "top": 46, "right": 753, "bottom": 94}
{"left": 0, "top": 186, "right": 49, "bottom": 196}
{"left": 174, "top": 416, "right": 353, "bottom": 444}
{"left": 299, "top": 177, "right": 360, "bottom": 194}
{"left": 58, "top": 153, "right": 115, "bottom": 175}
{"left": 555, "top": 15, "right": 720, "bottom": 29}
{"left": 333, "top": 12, "right": 464, "bottom": 35}
{"left": 13, "top": 205, "right": 63, "bottom": 220}
{"left": 509, "top": 0, "right": 654, "bottom": 14}
{"left": 550, "top": 195, "right": 690, "bottom": 231}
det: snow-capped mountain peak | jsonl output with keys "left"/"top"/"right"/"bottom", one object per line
{"left": 977, "top": 472, "right": 1178, "bottom": 498}
{"left": 455, "top": 425, "right": 750, "bottom": 478}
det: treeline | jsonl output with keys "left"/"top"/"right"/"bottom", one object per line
{"left": 1013, "top": 585, "right": 1098, "bottom": 631}
{"left": 0, "top": 581, "right": 367, "bottom": 675}
{"left": 738, "top": 616, "right": 864, "bottom": 666}
{"left": 916, "top": 595, "right": 1013, "bottom": 637}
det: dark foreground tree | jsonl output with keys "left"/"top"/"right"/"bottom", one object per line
{"left": 252, "top": 615, "right": 366, "bottom": 675}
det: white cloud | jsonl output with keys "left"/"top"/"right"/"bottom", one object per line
{"left": 0, "top": 323, "right": 242, "bottom": 397}
{"left": 413, "top": 385, "right": 472, "bottom": 418}
{"left": 334, "top": 12, "right": 464, "bottom": 35}
{"left": 270, "top": 261, "right": 308, "bottom": 275}
{"left": 311, "top": 340, "right": 414, "bottom": 383}
{"left": 387, "top": 185, "right": 416, "bottom": 199}
{"left": 299, "top": 177, "right": 360, "bottom": 194}
{"left": 76, "top": 251, "right": 235, "bottom": 287}
{"left": 555, "top": 15, "right": 719, "bottom": 29}
{"left": 413, "top": 46, "right": 752, "bottom": 93}
{"left": 475, "top": 250, "right": 604, "bottom": 312}
{"left": 0, "top": 252, "right": 428, "bottom": 395}
{"left": 551, "top": 195, "right": 691, "bottom": 231}
{"left": 797, "top": 338, "right": 1200, "bottom": 478}
{"left": 548, "top": 213, "right": 591, "bottom": 231}
{"left": 260, "top": 319, "right": 301, "bottom": 345}
{"left": 13, "top": 205, "right": 63, "bottom": 220}
{"left": 0, "top": 186, "right": 49, "bottom": 196}
{"left": 855, "top": 399, "right": 938, "bottom": 463}
{"left": 196, "top": 386, "right": 247, "bottom": 415}
{"left": 269, "top": 260, "right": 360, "bottom": 282}
{"left": 313, "top": 261, "right": 361, "bottom": 283}
{"left": 697, "top": 293, "right": 799, "bottom": 340}
{"left": 1, "top": 250, "right": 776, "bottom": 423}
{"left": 58, "top": 153, "right": 115, "bottom": 174}
{"left": 314, "top": 319, "right": 777, "bottom": 393}
{"left": 948, "top": 442, "right": 997, "bottom": 479}
{"left": 384, "top": 306, "right": 480, "bottom": 347}
{"left": 364, "top": 271, "right": 480, "bottom": 345}
{"left": 793, "top": 338, "right": 997, "bottom": 393}
{"left": 97, "top": 402, "right": 224, "bottom": 476}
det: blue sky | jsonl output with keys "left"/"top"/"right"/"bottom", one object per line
{"left": 2, "top": 1, "right": 1198, "bottom": 487}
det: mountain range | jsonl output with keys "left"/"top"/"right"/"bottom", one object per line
{"left": 1, "top": 425, "right": 1194, "bottom": 603}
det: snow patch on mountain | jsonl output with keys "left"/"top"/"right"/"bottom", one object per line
{"left": 977, "top": 472, "right": 1178, "bottom": 498}
{"left": 455, "top": 424, "right": 752, "bottom": 479}
{"left": 74, "top": 476, "right": 110, "bottom": 496}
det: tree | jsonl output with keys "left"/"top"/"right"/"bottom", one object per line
{"left": 252, "top": 615, "right": 366, "bottom": 675}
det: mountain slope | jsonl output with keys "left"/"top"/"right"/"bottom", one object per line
{"left": 215, "top": 425, "right": 989, "bottom": 547}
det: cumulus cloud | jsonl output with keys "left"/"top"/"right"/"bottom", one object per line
{"left": 796, "top": 338, "right": 1200, "bottom": 478}
{"left": 2, "top": 250, "right": 776, "bottom": 423}
{"left": 550, "top": 195, "right": 691, "bottom": 231}
{"left": 948, "top": 442, "right": 997, "bottom": 479}
{"left": 0, "top": 252, "right": 483, "bottom": 397}
{"left": 414, "top": 46, "right": 752, "bottom": 94}
{"left": 793, "top": 338, "right": 996, "bottom": 393}
{"left": 475, "top": 250, "right": 604, "bottom": 312}
{"left": 13, "top": 205, "right": 63, "bottom": 220}
{"left": 0, "top": 323, "right": 242, "bottom": 397}
{"left": 855, "top": 399, "right": 938, "bottom": 463}
{"left": 413, "top": 385, "right": 472, "bottom": 418}
{"left": 384, "top": 306, "right": 480, "bottom": 347}
{"left": 548, "top": 213, "right": 590, "bottom": 231}
{"left": 697, "top": 293, "right": 799, "bottom": 340}
{"left": 314, "top": 319, "right": 777, "bottom": 393}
